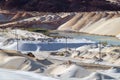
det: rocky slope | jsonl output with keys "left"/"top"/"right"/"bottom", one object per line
{"left": 0, "top": 12, "right": 74, "bottom": 29}
{"left": 0, "top": 0, "right": 120, "bottom": 12}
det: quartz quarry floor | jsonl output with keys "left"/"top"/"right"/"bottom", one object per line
{"left": 0, "top": 29, "right": 120, "bottom": 80}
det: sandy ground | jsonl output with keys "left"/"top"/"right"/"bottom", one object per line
{"left": 0, "top": 46, "right": 120, "bottom": 80}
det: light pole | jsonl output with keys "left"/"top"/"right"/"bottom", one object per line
{"left": 15, "top": 28, "right": 19, "bottom": 51}
{"left": 98, "top": 42, "right": 102, "bottom": 60}
{"left": 65, "top": 37, "right": 68, "bottom": 52}
{"left": 2, "top": 27, "right": 5, "bottom": 35}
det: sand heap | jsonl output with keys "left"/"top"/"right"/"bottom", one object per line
{"left": 58, "top": 12, "right": 120, "bottom": 36}
{"left": 107, "top": 67, "right": 120, "bottom": 73}
{"left": 47, "top": 64, "right": 91, "bottom": 78}
{"left": 76, "top": 45, "right": 92, "bottom": 52}
{"left": 0, "top": 50, "right": 46, "bottom": 73}
{"left": 0, "top": 68, "right": 58, "bottom": 80}
{"left": 94, "top": 67, "right": 120, "bottom": 79}
{"left": 70, "top": 45, "right": 120, "bottom": 66}
{"left": 82, "top": 72, "right": 115, "bottom": 80}
{"left": 9, "top": 29, "right": 49, "bottom": 39}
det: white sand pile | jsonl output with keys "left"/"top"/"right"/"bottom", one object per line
{"left": 0, "top": 51, "right": 45, "bottom": 73}
{"left": 107, "top": 67, "right": 120, "bottom": 73}
{"left": 114, "top": 58, "right": 120, "bottom": 65}
{"left": 71, "top": 45, "right": 92, "bottom": 58}
{"left": 116, "top": 34, "right": 120, "bottom": 39}
{"left": 98, "top": 67, "right": 120, "bottom": 79}
{"left": 48, "top": 64, "right": 91, "bottom": 78}
{"left": 76, "top": 45, "right": 91, "bottom": 52}
{"left": 75, "top": 47, "right": 100, "bottom": 59}
{"left": 82, "top": 52, "right": 98, "bottom": 59}
{"left": 103, "top": 54, "right": 111, "bottom": 61}
{"left": 82, "top": 72, "right": 115, "bottom": 80}
{"left": 0, "top": 68, "right": 58, "bottom": 80}
{"left": 61, "top": 67, "right": 120, "bottom": 80}
{"left": 10, "top": 29, "right": 48, "bottom": 39}
{"left": 88, "top": 48, "right": 100, "bottom": 52}
{"left": 0, "top": 36, "right": 6, "bottom": 47}
{"left": 71, "top": 51, "right": 80, "bottom": 58}
{"left": 1, "top": 41, "right": 18, "bottom": 50}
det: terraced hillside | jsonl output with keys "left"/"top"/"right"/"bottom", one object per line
{"left": 1, "top": 11, "right": 120, "bottom": 36}
{"left": 58, "top": 12, "right": 120, "bottom": 36}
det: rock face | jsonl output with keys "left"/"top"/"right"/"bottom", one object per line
{"left": 58, "top": 12, "right": 120, "bottom": 36}
{"left": 0, "top": 0, "right": 120, "bottom": 12}
{"left": 0, "top": 13, "right": 72, "bottom": 30}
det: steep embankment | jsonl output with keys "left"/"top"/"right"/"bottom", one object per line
{"left": 1, "top": 11, "right": 120, "bottom": 36}
{"left": 58, "top": 12, "right": 120, "bottom": 36}
{"left": 0, "top": 12, "right": 74, "bottom": 29}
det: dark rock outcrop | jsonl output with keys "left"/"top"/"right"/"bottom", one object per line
{"left": 0, "top": 0, "right": 120, "bottom": 12}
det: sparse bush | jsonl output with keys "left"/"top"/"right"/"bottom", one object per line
{"left": 59, "top": 53, "right": 64, "bottom": 56}
{"left": 101, "top": 41, "right": 108, "bottom": 47}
